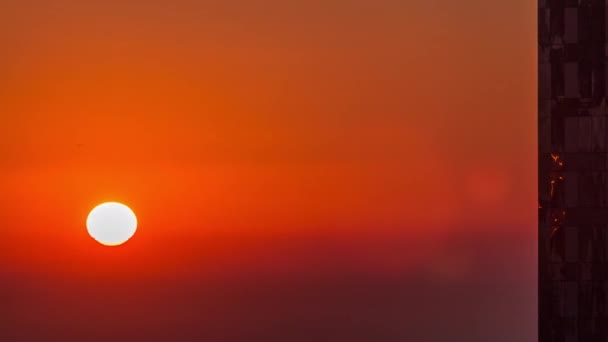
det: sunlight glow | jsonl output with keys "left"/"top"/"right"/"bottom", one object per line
{"left": 86, "top": 202, "right": 137, "bottom": 246}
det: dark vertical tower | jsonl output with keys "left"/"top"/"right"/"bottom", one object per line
{"left": 539, "top": 1, "right": 608, "bottom": 340}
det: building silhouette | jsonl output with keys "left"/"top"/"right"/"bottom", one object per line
{"left": 539, "top": 1, "right": 608, "bottom": 340}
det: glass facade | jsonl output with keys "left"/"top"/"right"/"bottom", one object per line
{"left": 539, "top": 1, "right": 608, "bottom": 340}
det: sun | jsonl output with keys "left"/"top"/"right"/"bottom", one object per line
{"left": 86, "top": 202, "right": 137, "bottom": 246}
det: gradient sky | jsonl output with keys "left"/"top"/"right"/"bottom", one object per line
{"left": 0, "top": 1, "right": 536, "bottom": 340}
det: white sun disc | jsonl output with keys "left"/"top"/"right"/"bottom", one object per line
{"left": 86, "top": 202, "right": 137, "bottom": 246}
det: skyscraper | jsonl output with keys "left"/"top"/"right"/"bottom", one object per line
{"left": 539, "top": 1, "right": 608, "bottom": 340}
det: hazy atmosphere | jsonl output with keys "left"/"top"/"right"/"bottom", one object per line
{"left": 0, "top": 1, "right": 535, "bottom": 340}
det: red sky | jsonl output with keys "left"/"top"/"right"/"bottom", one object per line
{"left": 0, "top": 1, "right": 536, "bottom": 340}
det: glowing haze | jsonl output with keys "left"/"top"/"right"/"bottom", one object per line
{"left": 0, "top": 1, "right": 535, "bottom": 341}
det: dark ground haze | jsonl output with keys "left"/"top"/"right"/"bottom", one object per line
{"left": 1, "top": 226, "right": 535, "bottom": 341}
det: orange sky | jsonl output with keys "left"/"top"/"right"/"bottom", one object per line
{"left": 0, "top": 1, "right": 536, "bottom": 340}
{"left": 0, "top": 0, "right": 536, "bottom": 273}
